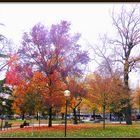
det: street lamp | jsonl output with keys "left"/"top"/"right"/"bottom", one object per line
{"left": 1, "top": 101, "right": 6, "bottom": 130}
{"left": 64, "top": 90, "right": 71, "bottom": 137}
{"left": 32, "top": 115, "right": 34, "bottom": 136}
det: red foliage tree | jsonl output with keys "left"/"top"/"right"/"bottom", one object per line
{"left": 16, "top": 21, "right": 89, "bottom": 127}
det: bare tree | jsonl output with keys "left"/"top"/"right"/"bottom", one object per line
{"left": 0, "top": 39, "right": 17, "bottom": 81}
{"left": 110, "top": 5, "right": 140, "bottom": 125}
{"left": 88, "top": 34, "right": 118, "bottom": 78}
{"left": 88, "top": 5, "right": 140, "bottom": 125}
{"left": 0, "top": 24, "right": 16, "bottom": 73}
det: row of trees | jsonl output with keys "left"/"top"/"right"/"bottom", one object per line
{"left": 5, "top": 21, "right": 89, "bottom": 127}
{"left": 5, "top": 66, "right": 129, "bottom": 129}
{"left": 0, "top": 5, "right": 140, "bottom": 127}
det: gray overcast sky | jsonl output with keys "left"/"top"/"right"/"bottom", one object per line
{"left": 0, "top": 3, "right": 139, "bottom": 89}
{"left": 0, "top": 3, "right": 116, "bottom": 44}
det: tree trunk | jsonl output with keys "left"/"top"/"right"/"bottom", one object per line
{"left": 61, "top": 113, "right": 64, "bottom": 120}
{"left": 124, "top": 61, "right": 132, "bottom": 125}
{"left": 109, "top": 113, "right": 112, "bottom": 121}
{"left": 48, "top": 107, "right": 52, "bottom": 127}
{"left": 135, "top": 110, "right": 137, "bottom": 122}
{"left": 93, "top": 110, "right": 96, "bottom": 120}
{"left": 73, "top": 108, "right": 78, "bottom": 124}
{"left": 78, "top": 107, "right": 80, "bottom": 121}
{"left": 103, "top": 105, "right": 106, "bottom": 130}
{"left": 36, "top": 112, "right": 38, "bottom": 120}
{"left": 22, "top": 114, "right": 25, "bottom": 120}
{"left": 139, "top": 97, "right": 140, "bottom": 115}
{"left": 38, "top": 113, "right": 40, "bottom": 127}
{"left": 125, "top": 100, "right": 132, "bottom": 125}
{"left": 119, "top": 114, "right": 122, "bottom": 124}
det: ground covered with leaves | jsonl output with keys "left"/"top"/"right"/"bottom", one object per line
{"left": 0, "top": 123, "right": 140, "bottom": 137}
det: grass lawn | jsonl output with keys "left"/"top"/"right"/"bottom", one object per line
{"left": 0, "top": 123, "right": 140, "bottom": 137}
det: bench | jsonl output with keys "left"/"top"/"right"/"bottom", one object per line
{"left": 4, "top": 121, "right": 12, "bottom": 130}
{"left": 20, "top": 121, "right": 30, "bottom": 128}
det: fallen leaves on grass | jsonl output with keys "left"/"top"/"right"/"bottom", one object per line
{"left": 0, "top": 123, "right": 126, "bottom": 134}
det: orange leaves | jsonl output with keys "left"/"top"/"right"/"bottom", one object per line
{"left": 10, "top": 68, "right": 67, "bottom": 114}
{"left": 132, "top": 87, "right": 140, "bottom": 109}
{"left": 85, "top": 72, "right": 128, "bottom": 113}
{"left": 0, "top": 124, "right": 97, "bottom": 133}
{"left": 11, "top": 82, "right": 27, "bottom": 114}
{"left": 66, "top": 76, "right": 86, "bottom": 110}
{"left": 85, "top": 73, "right": 108, "bottom": 106}
{"left": 27, "top": 72, "right": 47, "bottom": 93}
{"left": 10, "top": 71, "right": 47, "bottom": 114}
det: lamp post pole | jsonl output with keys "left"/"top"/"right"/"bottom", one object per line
{"left": 0, "top": 101, "right": 6, "bottom": 131}
{"left": 78, "top": 107, "right": 80, "bottom": 122}
{"left": 139, "top": 96, "right": 140, "bottom": 115}
{"left": 65, "top": 96, "right": 68, "bottom": 137}
{"left": 38, "top": 112, "right": 40, "bottom": 127}
{"left": 32, "top": 115, "right": 34, "bottom": 136}
{"left": 64, "top": 90, "right": 70, "bottom": 137}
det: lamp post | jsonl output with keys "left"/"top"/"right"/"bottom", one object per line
{"left": 139, "top": 96, "right": 140, "bottom": 115}
{"left": 32, "top": 115, "right": 34, "bottom": 136}
{"left": 64, "top": 90, "right": 71, "bottom": 137}
{"left": 1, "top": 101, "right": 6, "bottom": 130}
{"left": 38, "top": 112, "right": 40, "bottom": 127}
{"left": 78, "top": 107, "right": 80, "bottom": 122}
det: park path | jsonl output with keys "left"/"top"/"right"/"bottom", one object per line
{"left": 1, "top": 123, "right": 68, "bottom": 131}
{"left": 1, "top": 121, "right": 126, "bottom": 131}
{"left": 1, "top": 123, "right": 50, "bottom": 131}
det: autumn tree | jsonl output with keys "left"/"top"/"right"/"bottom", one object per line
{"left": 83, "top": 73, "right": 100, "bottom": 117}
{"left": 8, "top": 71, "right": 45, "bottom": 120}
{"left": 5, "top": 54, "right": 67, "bottom": 123}
{"left": 66, "top": 76, "right": 87, "bottom": 124}
{"left": 86, "top": 73, "right": 111, "bottom": 129}
{"left": 12, "top": 81, "right": 28, "bottom": 120}
{"left": 132, "top": 87, "right": 140, "bottom": 115}
{"left": 16, "top": 21, "right": 89, "bottom": 127}
{"left": 80, "top": 98, "right": 99, "bottom": 119}
{"left": 42, "top": 70, "right": 66, "bottom": 124}
{"left": 86, "top": 72, "right": 128, "bottom": 129}
{"left": 5, "top": 58, "right": 34, "bottom": 119}
{"left": 24, "top": 72, "right": 47, "bottom": 116}
{"left": 107, "top": 74, "right": 129, "bottom": 123}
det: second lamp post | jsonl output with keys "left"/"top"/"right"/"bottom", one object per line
{"left": 1, "top": 101, "right": 6, "bottom": 130}
{"left": 64, "top": 90, "right": 71, "bottom": 137}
